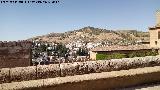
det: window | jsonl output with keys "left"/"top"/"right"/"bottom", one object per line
{"left": 155, "top": 41, "right": 157, "bottom": 45}
{"left": 158, "top": 31, "right": 160, "bottom": 39}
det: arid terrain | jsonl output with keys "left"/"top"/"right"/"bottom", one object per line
{"left": 28, "top": 26, "right": 149, "bottom": 44}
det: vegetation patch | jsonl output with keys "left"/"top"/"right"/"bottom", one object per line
{"left": 96, "top": 50, "right": 158, "bottom": 60}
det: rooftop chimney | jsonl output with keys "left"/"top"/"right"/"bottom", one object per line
{"left": 156, "top": 10, "right": 160, "bottom": 26}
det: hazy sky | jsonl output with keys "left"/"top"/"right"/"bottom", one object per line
{"left": 0, "top": 0, "right": 160, "bottom": 41}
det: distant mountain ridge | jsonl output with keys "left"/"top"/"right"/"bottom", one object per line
{"left": 28, "top": 26, "right": 149, "bottom": 44}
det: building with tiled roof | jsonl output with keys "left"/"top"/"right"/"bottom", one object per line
{"left": 89, "top": 44, "right": 159, "bottom": 60}
{"left": 91, "top": 44, "right": 153, "bottom": 52}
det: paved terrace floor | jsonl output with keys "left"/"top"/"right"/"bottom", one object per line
{"left": 121, "top": 82, "right": 160, "bottom": 90}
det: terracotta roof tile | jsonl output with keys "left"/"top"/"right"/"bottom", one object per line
{"left": 91, "top": 44, "right": 156, "bottom": 52}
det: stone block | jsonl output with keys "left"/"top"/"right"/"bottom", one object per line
{"left": 0, "top": 68, "right": 10, "bottom": 84}
{"left": 73, "top": 62, "right": 88, "bottom": 75}
{"left": 10, "top": 66, "right": 36, "bottom": 82}
{"left": 48, "top": 64, "right": 61, "bottom": 78}
{"left": 60, "top": 63, "right": 77, "bottom": 77}
{"left": 146, "top": 56, "right": 160, "bottom": 66}
{"left": 110, "top": 59, "right": 128, "bottom": 70}
{"left": 37, "top": 64, "right": 60, "bottom": 79}
{"left": 96, "top": 60, "right": 110, "bottom": 72}
{"left": 131, "top": 57, "right": 143, "bottom": 68}
{"left": 85, "top": 61, "right": 103, "bottom": 73}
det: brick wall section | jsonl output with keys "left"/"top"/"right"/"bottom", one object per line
{"left": 0, "top": 41, "right": 32, "bottom": 68}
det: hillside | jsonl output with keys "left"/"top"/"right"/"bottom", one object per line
{"left": 28, "top": 26, "right": 149, "bottom": 44}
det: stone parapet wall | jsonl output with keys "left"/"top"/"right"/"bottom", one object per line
{"left": 1, "top": 66, "right": 160, "bottom": 90}
{"left": 0, "top": 40, "right": 31, "bottom": 48}
{"left": 1, "top": 55, "right": 160, "bottom": 84}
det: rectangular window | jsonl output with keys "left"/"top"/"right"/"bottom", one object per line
{"left": 158, "top": 31, "right": 160, "bottom": 39}
{"left": 155, "top": 41, "right": 157, "bottom": 45}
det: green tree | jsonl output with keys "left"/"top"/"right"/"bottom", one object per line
{"left": 39, "top": 44, "right": 47, "bottom": 52}
{"left": 57, "top": 43, "right": 69, "bottom": 57}
{"left": 76, "top": 48, "right": 88, "bottom": 56}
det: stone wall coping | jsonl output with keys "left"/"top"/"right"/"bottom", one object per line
{"left": 1, "top": 66, "right": 160, "bottom": 90}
